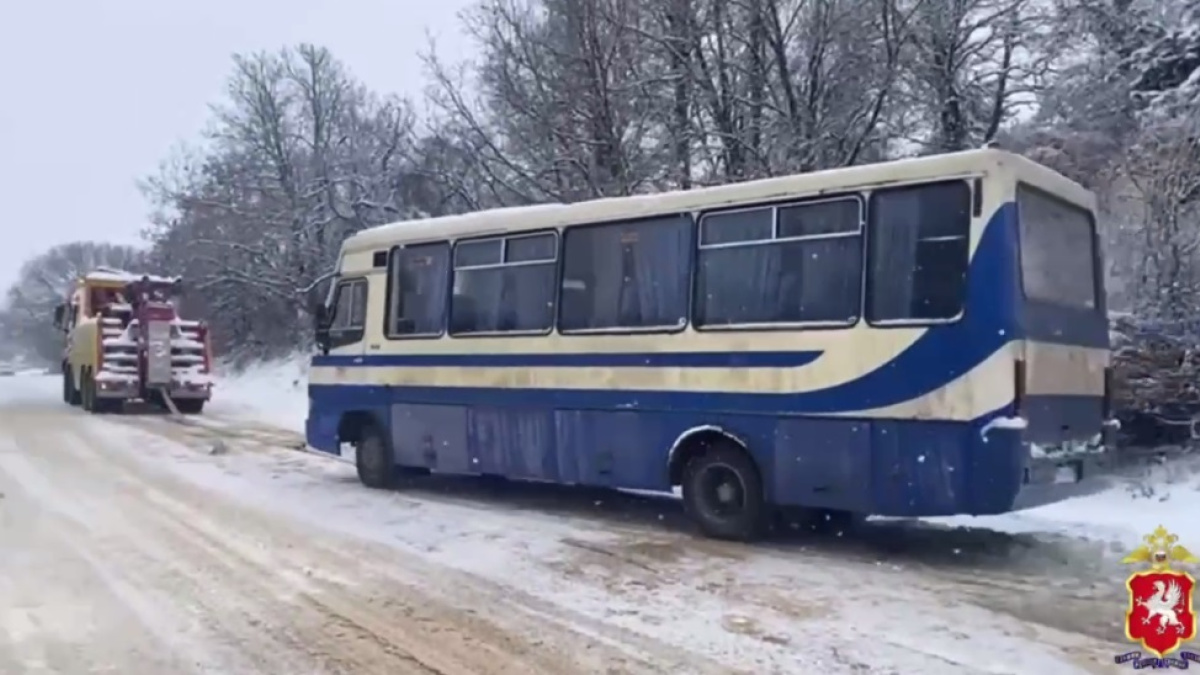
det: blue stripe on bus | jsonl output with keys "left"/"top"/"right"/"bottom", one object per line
{"left": 313, "top": 350, "right": 824, "bottom": 369}
{"left": 305, "top": 381, "right": 917, "bottom": 414}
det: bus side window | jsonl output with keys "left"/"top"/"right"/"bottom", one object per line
{"left": 559, "top": 215, "right": 692, "bottom": 332}
{"left": 866, "top": 181, "right": 971, "bottom": 323}
{"left": 694, "top": 197, "right": 861, "bottom": 327}
{"left": 328, "top": 278, "right": 368, "bottom": 349}
{"left": 451, "top": 233, "right": 557, "bottom": 335}
{"left": 387, "top": 242, "right": 450, "bottom": 338}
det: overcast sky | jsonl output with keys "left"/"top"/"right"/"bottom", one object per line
{"left": 0, "top": 0, "right": 473, "bottom": 290}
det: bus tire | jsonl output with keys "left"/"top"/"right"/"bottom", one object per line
{"left": 355, "top": 422, "right": 396, "bottom": 490}
{"left": 681, "top": 443, "right": 767, "bottom": 542}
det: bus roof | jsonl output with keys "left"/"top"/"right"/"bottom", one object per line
{"left": 343, "top": 148, "right": 1093, "bottom": 255}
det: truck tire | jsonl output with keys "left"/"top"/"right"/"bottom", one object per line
{"left": 681, "top": 442, "right": 767, "bottom": 542}
{"left": 61, "top": 365, "right": 69, "bottom": 403}
{"left": 355, "top": 422, "right": 395, "bottom": 489}
{"left": 81, "top": 368, "right": 115, "bottom": 414}
{"left": 78, "top": 368, "right": 114, "bottom": 414}
{"left": 80, "top": 368, "right": 94, "bottom": 412}
{"left": 62, "top": 364, "right": 81, "bottom": 406}
{"left": 175, "top": 399, "right": 205, "bottom": 414}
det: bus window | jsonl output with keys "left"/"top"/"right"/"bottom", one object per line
{"left": 386, "top": 242, "right": 450, "bottom": 337}
{"left": 328, "top": 278, "right": 367, "bottom": 348}
{"left": 694, "top": 197, "right": 862, "bottom": 327}
{"left": 558, "top": 215, "right": 691, "bottom": 332}
{"left": 866, "top": 181, "right": 970, "bottom": 323}
{"left": 1017, "top": 185, "right": 1097, "bottom": 310}
{"left": 451, "top": 232, "right": 557, "bottom": 335}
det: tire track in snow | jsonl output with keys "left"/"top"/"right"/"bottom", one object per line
{"left": 106, "top": 409, "right": 1132, "bottom": 673}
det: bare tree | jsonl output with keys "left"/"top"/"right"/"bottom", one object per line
{"left": 0, "top": 242, "right": 149, "bottom": 364}
{"left": 139, "top": 45, "right": 425, "bottom": 360}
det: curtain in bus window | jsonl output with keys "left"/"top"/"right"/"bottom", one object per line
{"left": 778, "top": 200, "right": 861, "bottom": 323}
{"left": 393, "top": 244, "right": 449, "bottom": 334}
{"left": 695, "top": 246, "right": 782, "bottom": 325}
{"left": 506, "top": 236, "right": 558, "bottom": 327}
{"left": 559, "top": 216, "right": 691, "bottom": 330}
{"left": 627, "top": 217, "right": 691, "bottom": 327}
{"left": 696, "top": 202, "right": 860, "bottom": 325}
{"left": 451, "top": 268, "right": 501, "bottom": 332}
{"left": 779, "top": 239, "right": 862, "bottom": 322}
{"left": 868, "top": 189, "right": 921, "bottom": 318}
{"left": 506, "top": 264, "right": 555, "bottom": 329}
{"left": 695, "top": 208, "right": 778, "bottom": 325}
{"left": 867, "top": 182, "right": 969, "bottom": 322}
{"left": 453, "top": 265, "right": 554, "bottom": 332}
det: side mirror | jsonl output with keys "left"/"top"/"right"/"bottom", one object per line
{"left": 311, "top": 301, "right": 328, "bottom": 328}
{"left": 312, "top": 302, "right": 330, "bottom": 354}
{"left": 52, "top": 304, "right": 65, "bottom": 328}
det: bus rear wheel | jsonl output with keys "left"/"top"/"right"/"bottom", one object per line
{"left": 354, "top": 423, "right": 396, "bottom": 489}
{"left": 681, "top": 443, "right": 767, "bottom": 542}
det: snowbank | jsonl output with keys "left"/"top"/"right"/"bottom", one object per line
{"left": 209, "top": 354, "right": 308, "bottom": 432}
{"left": 213, "top": 354, "right": 1200, "bottom": 550}
{"left": 931, "top": 456, "right": 1200, "bottom": 548}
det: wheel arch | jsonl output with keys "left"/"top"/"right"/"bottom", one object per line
{"left": 667, "top": 425, "right": 760, "bottom": 486}
{"left": 337, "top": 409, "right": 386, "bottom": 445}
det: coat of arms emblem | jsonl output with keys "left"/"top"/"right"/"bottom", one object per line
{"left": 1122, "top": 525, "right": 1199, "bottom": 658}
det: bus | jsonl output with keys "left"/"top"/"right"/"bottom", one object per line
{"left": 305, "top": 148, "right": 1114, "bottom": 541}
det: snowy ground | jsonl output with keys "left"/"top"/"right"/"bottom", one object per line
{"left": 1, "top": 365, "right": 1195, "bottom": 672}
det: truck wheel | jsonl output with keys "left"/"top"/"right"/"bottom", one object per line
{"left": 175, "top": 399, "right": 205, "bottom": 414}
{"left": 92, "top": 386, "right": 122, "bottom": 414}
{"left": 80, "top": 368, "right": 94, "bottom": 412}
{"left": 62, "top": 365, "right": 73, "bottom": 401}
{"left": 681, "top": 442, "right": 767, "bottom": 542}
{"left": 62, "top": 364, "right": 79, "bottom": 405}
{"left": 82, "top": 369, "right": 115, "bottom": 414}
{"left": 355, "top": 423, "right": 395, "bottom": 489}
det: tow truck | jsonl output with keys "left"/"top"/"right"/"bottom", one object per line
{"left": 53, "top": 268, "right": 213, "bottom": 414}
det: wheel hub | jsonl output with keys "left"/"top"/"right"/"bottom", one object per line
{"left": 715, "top": 480, "right": 738, "bottom": 504}
{"left": 700, "top": 463, "right": 746, "bottom": 518}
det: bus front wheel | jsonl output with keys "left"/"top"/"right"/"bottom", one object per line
{"left": 354, "top": 422, "right": 396, "bottom": 490}
{"left": 681, "top": 444, "right": 767, "bottom": 542}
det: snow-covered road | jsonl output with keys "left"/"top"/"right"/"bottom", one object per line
{"left": 0, "top": 371, "right": 1170, "bottom": 673}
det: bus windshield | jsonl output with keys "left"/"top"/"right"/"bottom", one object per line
{"left": 1017, "top": 185, "right": 1098, "bottom": 311}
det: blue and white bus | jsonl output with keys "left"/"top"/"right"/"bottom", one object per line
{"left": 306, "top": 149, "right": 1114, "bottom": 541}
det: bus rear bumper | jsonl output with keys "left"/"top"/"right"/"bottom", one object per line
{"left": 1009, "top": 427, "right": 1118, "bottom": 511}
